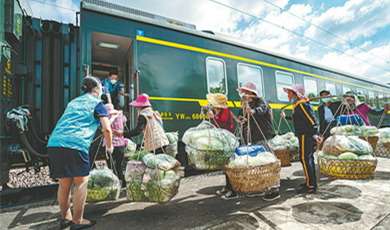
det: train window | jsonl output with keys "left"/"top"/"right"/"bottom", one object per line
{"left": 275, "top": 71, "right": 294, "bottom": 102}
{"left": 206, "top": 57, "right": 227, "bottom": 94}
{"left": 369, "top": 91, "right": 376, "bottom": 108}
{"left": 343, "top": 86, "right": 351, "bottom": 95}
{"left": 357, "top": 89, "right": 365, "bottom": 103}
{"left": 237, "top": 63, "right": 264, "bottom": 97}
{"left": 379, "top": 94, "right": 386, "bottom": 109}
{"left": 304, "top": 77, "right": 318, "bottom": 103}
{"left": 325, "top": 83, "right": 337, "bottom": 101}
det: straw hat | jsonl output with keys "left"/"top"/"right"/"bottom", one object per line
{"left": 236, "top": 81, "right": 259, "bottom": 97}
{"left": 206, "top": 93, "right": 229, "bottom": 108}
{"left": 283, "top": 84, "right": 305, "bottom": 99}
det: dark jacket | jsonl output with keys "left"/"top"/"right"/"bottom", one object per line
{"left": 286, "top": 98, "right": 318, "bottom": 135}
{"left": 239, "top": 97, "right": 273, "bottom": 143}
{"left": 318, "top": 101, "right": 344, "bottom": 136}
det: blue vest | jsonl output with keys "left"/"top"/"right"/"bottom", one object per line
{"left": 101, "top": 78, "right": 119, "bottom": 99}
{"left": 47, "top": 94, "right": 102, "bottom": 153}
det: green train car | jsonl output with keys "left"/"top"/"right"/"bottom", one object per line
{"left": 80, "top": 0, "right": 390, "bottom": 141}
{"left": 1, "top": 0, "right": 390, "bottom": 180}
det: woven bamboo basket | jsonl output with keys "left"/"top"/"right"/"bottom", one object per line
{"left": 225, "top": 160, "right": 281, "bottom": 193}
{"left": 374, "top": 142, "right": 390, "bottom": 158}
{"left": 126, "top": 177, "right": 181, "bottom": 204}
{"left": 358, "top": 136, "right": 378, "bottom": 152}
{"left": 317, "top": 155, "right": 377, "bottom": 180}
{"left": 274, "top": 149, "right": 291, "bottom": 166}
{"left": 186, "top": 146, "right": 232, "bottom": 170}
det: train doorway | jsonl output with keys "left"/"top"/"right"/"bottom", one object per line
{"left": 91, "top": 32, "right": 134, "bottom": 114}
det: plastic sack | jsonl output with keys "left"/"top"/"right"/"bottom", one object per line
{"left": 337, "top": 115, "right": 364, "bottom": 126}
{"left": 165, "top": 132, "right": 179, "bottom": 157}
{"left": 228, "top": 151, "right": 277, "bottom": 167}
{"left": 330, "top": 125, "right": 363, "bottom": 136}
{"left": 87, "top": 168, "right": 121, "bottom": 202}
{"left": 142, "top": 153, "right": 181, "bottom": 171}
{"left": 124, "top": 138, "right": 137, "bottom": 159}
{"left": 234, "top": 145, "right": 266, "bottom": 157}
{"left": 322, "top": 135, "right": 373, "bottom": 156}
{"left": 269, "top": 135, "right": 289, "bottom": 151}
{"left": 183, "top": 121, "right": 239, "bottom": 170}
{"left": 125, "top": 160, "right": 147, "bottom": 183}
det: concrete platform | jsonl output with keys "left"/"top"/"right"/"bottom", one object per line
{"left": 1, "top": 157, "right": 389, "bottom": 230}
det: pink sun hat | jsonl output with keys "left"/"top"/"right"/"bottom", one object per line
{"left": 236, "top": 81, "right": 259, "bottom": 97}
{"left": 130, "top": 93, "right": 152, "bottom": 107}
{"left": 283, "top": 84, "right": 305, "bottom": 99}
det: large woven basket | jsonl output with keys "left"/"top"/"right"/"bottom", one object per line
{"left": 126, "top": 178, "right": 180, "bottom": 204}
{"left": 317, "top": 155, "right": 377, "bottom": 180}
{"left": 374, "top": 142, "right": 390, "bottom": 158}
{"left": 186, "top": 146, "right": 232, "bottom": 170}
{"left": 358, "top": 136, "right": 379, "bottom": 152}
{"left": 225, "top": 160, "right": 281, "bottom": 193}
{"left": 274, "top": 149, "right": 290, "bottom": 166}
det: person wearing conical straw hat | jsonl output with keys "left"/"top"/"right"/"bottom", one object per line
{"left": 206, "top": 93, "right": 233, "bottom": 133}
{"left": 281, "top": 84, "right": 322, "bottom": 194}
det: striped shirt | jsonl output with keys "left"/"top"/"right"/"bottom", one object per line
{"left": 104, "top": 113, "right": 127, "bottom": 147}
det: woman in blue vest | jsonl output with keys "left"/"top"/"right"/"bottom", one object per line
{"left": 47, "top": 76, "right": 114, "bottom": 230}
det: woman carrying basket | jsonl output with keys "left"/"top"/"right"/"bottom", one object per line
{"left": 205, "top": 94, "right": 237, "bottom": 200}
{"left": 344, "top": 94, "right": 389, "bottom": 126}
{"left": 123, "top": 93, "right": 169, "bottom": 154}
{"left": 47, "top": 76, "right": 113, "bottom": 230}
{"left": 281, "top": 84, "right": 322, "bottom": 194}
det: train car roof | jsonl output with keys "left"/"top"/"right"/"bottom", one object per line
{"left": 81, "top": 0, "right": 390, "bottom": 89}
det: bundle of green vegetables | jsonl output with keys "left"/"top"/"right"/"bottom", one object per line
{"left": 165, "top": 132, "right": 179, "bottom": 157}
{"left": 183, "top": 121, "right": 239, "bottom": 170}
{"left": 125, "top": 153, "right": 181, "bottom": 203}
{"left": 269, "top": 132, "right": 299, "bottom": 151}
{"left": 330, "top": 125, "right": 378, "bottom": 137}
{"left": 377, "top": 128, "right": 390, "bottom": 144}
{"left": 86, "top": 168, "right": 121, "bottom": 202}
{"left": 227, "top": 151, "right": 277, "bottom": 167}
{"left": 124, "top": 138, "right": 137, "bottom": 159}
{"left": 320, "top": 135, "right": 374, "bottom": 160}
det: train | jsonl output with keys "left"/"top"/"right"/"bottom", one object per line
{"left": 1, "top": 0, "right": 390, "bottom": 186}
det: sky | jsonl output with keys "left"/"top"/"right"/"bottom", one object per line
{"left": 28, "top": 0, "right": 390, "bottom": 84}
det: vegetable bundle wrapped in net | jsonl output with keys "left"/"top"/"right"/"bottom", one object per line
{"left": 86, "top": 168, "right": 121, "bottom": 202}
{"left": 269, "top": 132, "right": 299, "bottom": 163}
{"left": 183, "top": 122, "right": 239, "bottom": 170}
{"left": 330, "top": 125, "right": 379, "bottom": 137}
{"left": 125, "top": 153, "right": 181, "bottom": 203}
{"left": 225, "top": 150, "right": 281, "bottom": 193}
{"left": 374, "top": 128, "right": 390, "bottom": 158}
{"left": 318, "top": 135, "right": 377, "bottom": 180}
{"left": 165, "top": 132, "right": 179, "bottom": 157}
{"left": 124, "top": 138, "right": 137, "bottom": 159}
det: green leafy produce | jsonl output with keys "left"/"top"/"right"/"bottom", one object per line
{"left": 90, "top": 168, "right": 117, "bottom": 188}
{"left": 87, "top": 188, "right": 109, "bottom": 202}
{"left": 86, "top": 168, "right": 121, "bottom": 202}
{"left": 142, "top": 154, "right": 180, "bottom": 170}
{"left": 338, "top": 152, "right": 359, "bottom": 160}
{"left": 358, "top": 154, "right": 375, "bottom": 160}
{"left": 348, "top": 137, "right": 372, "bottom": 155}
{"left": 130, "top": 150, "right": 149, "bottom": 161}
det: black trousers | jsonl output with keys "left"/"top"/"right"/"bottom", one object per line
{"left": 297, "top": 134, "right": 317, "bottom": 187}
{"left": 106, "top": 145, "right": 126, "bottom": 188}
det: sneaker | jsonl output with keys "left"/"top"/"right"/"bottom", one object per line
{"left": 297, "top": 186, "right": 316, "bottom": 194}
{"left": 216, "top": 187, "right": 228, "bottom": 196}
{"left": 245, "top": 192, "right": 265, "bottom": 198}
{"left": 300, "top": 183, "right": 317, "bottom": 188}
{"left": 221, "top": 191, "right": 239, "bottom": 200}
{"left": 262, "top": 192, "right": 281, "bottom": 202}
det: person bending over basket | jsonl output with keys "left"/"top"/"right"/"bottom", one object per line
{"left": 123, "top": 93, "right": 169, "bottom": 154}
{"left": 344, "top": 94, "right": 389, "bottom": 126}
{"left": 103, "top": 103, "right": 127, "bottom": 189}
{"left": 47, "top": 76, "right": 113, "bottom": 230}
{"left": 281, "top": 84, "right": 322, "bottom": 194}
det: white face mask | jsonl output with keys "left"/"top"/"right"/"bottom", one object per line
{"left": 110, "top": 79, "right": 117, "bottom": 85}
{"left": 95, "top": 87, "right": 102, "bottom": 98}
{"left": 322, "top": 98, "right": 331, "bottom": 103}
{"left": 239, "top": 92, "right": 247, "bottom": 98}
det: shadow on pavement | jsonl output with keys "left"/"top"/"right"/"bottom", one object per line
{"left": 292, "top": 201, "right": 363, "bottom": 224}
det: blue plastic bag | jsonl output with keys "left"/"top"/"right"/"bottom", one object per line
{"left": 337, "top": 115, "right": 364, "bottom": 126}
{"left": 234, "top": 145, "right": 266, "bottom": 157}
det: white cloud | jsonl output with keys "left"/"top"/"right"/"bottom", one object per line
{"left": 29, "top": 0, "right": 78, "bottom": 24}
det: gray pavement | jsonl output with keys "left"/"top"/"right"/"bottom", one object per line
{"left": 1, "top": 157, "right": 390, "bottom": 230}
